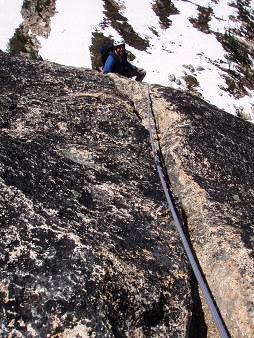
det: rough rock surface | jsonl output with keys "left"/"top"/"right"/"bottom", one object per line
{"left": 21, "top": 0, "right": 56, "bottom": 39}
{"left": 112, "top": 77, "right": 254, "bottom": 337}
{"left": 9, "top": 0, "right": 56, "bottom": 59}
{"left": 0, "top": 51, "right": 191, "bottom": 337}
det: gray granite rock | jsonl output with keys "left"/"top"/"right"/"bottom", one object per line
{"left": 196, "top": 66, "right": 205, "bottom": 72}
{"left": 0, "top": 51, "right": 191, "bottom": 337}
{"left": 148, "top": 86, "right": 254, "bottom": 337}
{"left": 112, "top": 77, "right": 254, "bottom": 337}
{"left": 8, "top": 0, "right": 56, "bottom": 59}
{"left": 183, "top": 64, "right": 195, "bottom": 73}
{"left": 168, "top": 74, "right": 176, "bottom": 82}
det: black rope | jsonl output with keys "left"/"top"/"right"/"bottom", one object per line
{"left": 146, "top": 84, "right": 230, "bottom": 338}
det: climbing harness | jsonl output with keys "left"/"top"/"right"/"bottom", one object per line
{"left": 146, "top": 84, "right": 230, "bottom": 338}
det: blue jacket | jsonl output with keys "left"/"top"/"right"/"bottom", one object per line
{"left": 103, "top": 52, "right": 134, "bottom": 76}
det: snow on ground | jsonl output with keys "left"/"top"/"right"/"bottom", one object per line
{"left": 38, "top": 0, "right": 104, "bottom": 67}
{"left": 114, "top": 0, "right": 254, "bottom": 117}
{"left": 0, "top": 0, "right": 23, "bottom": 51}
{"left": 121, "top": 0, "right": 155, "bottom": 38}
{"left": 209, "top": 1, "right": 241, "bottom": 33}
{"left": 0, "top": 0, "right": 253, "bottom": 120}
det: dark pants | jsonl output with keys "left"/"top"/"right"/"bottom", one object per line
{"left": 124, "top": 66, "right": 146, "bottom": 82}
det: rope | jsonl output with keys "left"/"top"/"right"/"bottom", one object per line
{"left": 146, "top": 84, "right": 230, "bottom": 338}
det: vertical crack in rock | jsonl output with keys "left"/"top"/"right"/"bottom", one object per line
{"left": 112, "top": 76, "right": 254, "bottom": 337}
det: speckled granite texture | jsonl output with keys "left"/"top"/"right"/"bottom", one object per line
{"left": 152, "top": 85, "right": 254, "bottom": 337}
{"left": 0, "top": 51, "right": 191, "bottom": 337}
{"left": 113, "top": 77, "right": 254, "bottom": 337}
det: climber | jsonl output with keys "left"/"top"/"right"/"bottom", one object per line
{"left": 103, "top": 40, "right": 146, "bottom": 82}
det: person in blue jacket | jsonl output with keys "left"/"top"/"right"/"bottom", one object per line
{"left": 103, "top": 40, "right": 146, "bottom": 82}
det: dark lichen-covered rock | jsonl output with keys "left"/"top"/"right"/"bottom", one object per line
{"left": 0, "top": 51, "right": 191, "bottom": 337}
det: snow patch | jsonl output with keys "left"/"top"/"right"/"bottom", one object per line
{"left": 0, "top": 0, "right": 23, "bottom": 51}
{"left": 38, "top": 0, "right": 104, "bottom": 67}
